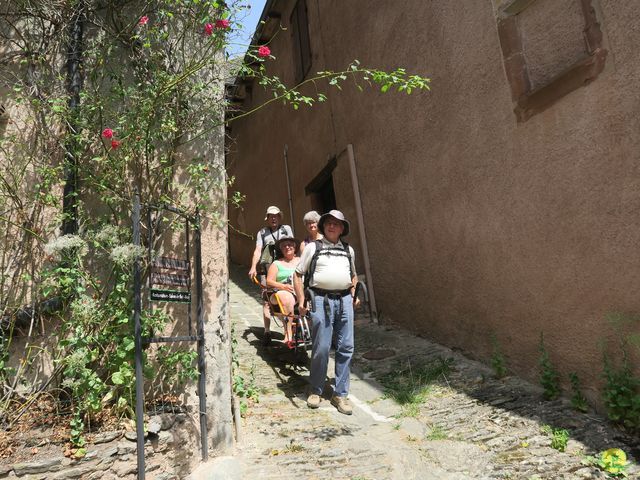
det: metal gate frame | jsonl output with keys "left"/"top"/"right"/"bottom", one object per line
{"left": 132, "top": 194, "right": 208, "bottom": 479}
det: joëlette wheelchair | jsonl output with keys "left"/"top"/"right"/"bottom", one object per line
{"left": 252, "top": 276, "right": 370, "bottom": 354}
{"left": 252, "top": 276, "right": 312, "bottom": 354}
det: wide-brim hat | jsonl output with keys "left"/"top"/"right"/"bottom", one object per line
{"left": 274, "top": 236, "right": 301, "bottom": 257}
{"left": 264, "top": 205, "right": 283, "bottom": 220}
{"left": 318, "top": 210, "right": 350, "bottom": 237}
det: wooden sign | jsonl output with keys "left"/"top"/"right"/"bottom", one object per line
{"left": 152, "top": 256, "right": 189, "bottom": 271}
{"left": 151, "top": 272, "right": 189, "bottom": 287}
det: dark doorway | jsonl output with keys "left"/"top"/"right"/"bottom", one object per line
{"left": 305, "top": 157, "right": 337, "bottom": 214}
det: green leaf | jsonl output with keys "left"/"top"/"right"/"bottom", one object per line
{"left": 112, "top": 371, "right": 124, "bottom": 385}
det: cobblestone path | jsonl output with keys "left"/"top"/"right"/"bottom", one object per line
{"left": 191, "top": 265, "right": 639, "bottom": 480}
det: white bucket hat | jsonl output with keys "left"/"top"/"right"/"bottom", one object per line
{"left": 318, "top": 210, "right": 350, "bottom": 237}
{"left": 264, "top": 205, "right": 283, "bottom": 220}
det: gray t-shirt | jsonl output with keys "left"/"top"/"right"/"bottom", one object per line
{"left": 255, "top": 225, "right": 293, "bottom": 248}
{"left": 296, "top": 238, "right": 356, "bottom": 291}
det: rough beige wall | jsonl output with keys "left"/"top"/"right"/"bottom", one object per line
{"left": 227, "top": 0, "right": 640, "bottom": 401}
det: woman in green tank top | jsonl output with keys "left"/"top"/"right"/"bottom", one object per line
{"left": 266, "top": 237, "right": 301, "bottom": 347}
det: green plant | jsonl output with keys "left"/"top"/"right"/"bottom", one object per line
{"left": 69, "top": 411, "right": 86, "bottom": 448}
{"left": 598, "top": 448, "right": 630, "bottom": 478}
{"left": 602, "top": 345, "right": 640, "bottom": 431}
{"left": 379, "top": 357, "right": 452, "bottom": 408}
{"left": 490, "top": 334, "right": 508, "bottom": 378}
{"left": 540, "top": 424, "right": 570, "bottom": 452}
{"left": 569, "top": 372, "right": 589, "bottom": 413}
{"left": 584, "top": 448, "right": 631, "bottom": 478}
{"left": 426, "top": 424, "right": 448, "bottom": 440}
{"left": 538, "top": 333, "right": 560, "bottom": 400}
{"left": 232, "top": 362, "right": 259, "bottom": 416}
{"left": 156, "top": 348, "right": 198, "bottom": 386}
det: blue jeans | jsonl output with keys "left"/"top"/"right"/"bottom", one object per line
{"left": 308, "top": 293, "right": 354, "bottom": 397}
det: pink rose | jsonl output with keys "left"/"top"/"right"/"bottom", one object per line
{"left": 204, "top": 23, "right": 214, "bottom": 36}
{"left": 102, "top": 128, "right": 113, "bottom": 139}
{"left": 138, "top": 16, "right": 149, "bottom": 26}
{"left": 111, "top": 140, "right": 121, "bottom": 149}
{"left": 257, "top": 46, "right": 271, "bottom": 58}
{"left": 215, "top": 19, "right": 230, "bottom": 29}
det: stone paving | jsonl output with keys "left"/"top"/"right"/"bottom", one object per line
{"left": 190, "top": 264, "right": 639, "bottom": 480}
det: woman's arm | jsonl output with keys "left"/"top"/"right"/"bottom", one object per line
{"left": 266, "top": 262, "right": 280, "bottom": 289}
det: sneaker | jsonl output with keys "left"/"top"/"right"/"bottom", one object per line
{"left": 262, "top": 331, "right": 272, "bottom": 346}
{"left": 330, "top": 395, "right": 353, "bottom": 415}
{"left": 306, "top": 394, "right": 321, "bottom": 409}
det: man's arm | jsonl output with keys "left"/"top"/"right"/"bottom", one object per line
{"left": 293, "top": 272, "right": 306, "bottom": 315}
{"left": 248, "top": 244, "right": 261, "bottom": 277}
{"left": 349, "top": 246, "right": 360, "bottom": 307}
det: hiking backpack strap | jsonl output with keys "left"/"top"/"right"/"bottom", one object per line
{"left": 303, "top": 239, "right": 354, "bottom": 291}
{"left": 341, "top": 241, "right": 355, "bottom": 281}
{"left": 303, "top": 239, "right": 325, "bottom": 291}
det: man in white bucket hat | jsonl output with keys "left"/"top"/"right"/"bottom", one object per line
{"left": 294, "top": 210, "right": 359, "bottom": 415}
{"left": 249, "top": 205, "right": 293, "bottom": 346}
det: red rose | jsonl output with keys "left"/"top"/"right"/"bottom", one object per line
{"left": 257, "top": 46, "right": 271, "bottom": 58}
{"left": 215, "top": 19, "right": 230, "bottom": 29}
{"left": 204, "top": 23, "right": 214, "bottom": 36}
{"left": 102, "top": 128, "right": 113, "bottom": 139}
{"left": 111, "top": 140, "right": 121, "bottom": 149}
{"left": 139, "top": 16, "right": 149, "bottom": 26}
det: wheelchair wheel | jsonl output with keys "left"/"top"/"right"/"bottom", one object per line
{"left": 294, "top": 315, "right": 312, "bottom": 352}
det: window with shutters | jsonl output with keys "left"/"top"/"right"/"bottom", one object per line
{"left": 291, "top": 0, "right": 312, "bottom": 84}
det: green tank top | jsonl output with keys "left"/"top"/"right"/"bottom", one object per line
{"left": 275, "top": 261, "right": 296, "bottom": 284}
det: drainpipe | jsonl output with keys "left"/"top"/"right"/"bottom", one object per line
{"left": 62, "top": 0, "right": 85, "bottom": 235}
{"left": 346, "top": 144, "right": 378, "bottom": 322}
{"left": 284, "top": 144, "right": 295, "bottom": 235}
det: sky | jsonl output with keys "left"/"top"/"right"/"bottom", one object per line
{"left": 227, "top": 0, "right": 268, "bottom": 58}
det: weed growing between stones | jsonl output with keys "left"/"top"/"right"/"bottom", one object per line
{"left": 491, "top": 334, "right": 508, "bottom": 379}
{"left": 426, "top": 424, "right": 448, "bottom": 440}
{"left": 601, "top": 314, "right": 640, "bottom": 433}
{"left": 569, "top": 372, "right": 589, "bottom": 413}
{"left": 583, "top": 448, "right": 630, "bottom": 478}
{"left": 232, "top": 362, "right": 259, "bottom": 416}
{"left": 602, "top": 345, "right": 640, "bottom": 432}
{"left": 538, "top": 333, "right": 560, "bottom": 400}
{"left": 270, "top": 439, "right": 305, "bottom": 456}
{"left": 540, "top": 424, "right": 570, "bottom": 452}
{"left": 378, "top": 357, "right": 452, "bottom": 417}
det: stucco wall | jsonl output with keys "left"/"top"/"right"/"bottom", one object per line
{"left": 227, "top": 0, "right": 640, "bottom": 401}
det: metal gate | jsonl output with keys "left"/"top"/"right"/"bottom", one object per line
{"left": 132, "top": 194, "right": 207, "bottom": 479}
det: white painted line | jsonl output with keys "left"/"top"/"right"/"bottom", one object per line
{"left": 350, "top": 393, "right": 391, "bottom": 423}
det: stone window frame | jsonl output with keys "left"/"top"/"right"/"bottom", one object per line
{"left": 496, "top": 0, "right": 607, "bottom": 122}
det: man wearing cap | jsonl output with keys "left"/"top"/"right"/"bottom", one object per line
{"left": 293, "top": 210, "right": 359, "bottom": 415}
{"left": 249, "top": 206, "right": 293, "bottom": 345}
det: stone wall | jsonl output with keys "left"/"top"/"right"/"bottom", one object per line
{"left": 0, "top": 411, "right": 201, "bottom": 480}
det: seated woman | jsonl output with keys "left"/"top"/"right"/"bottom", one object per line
{"left": 299, "top": 210, "right": 322, "bottom": 255}
{"left": 266, "top": 236, "right": 301, "bottom": 347}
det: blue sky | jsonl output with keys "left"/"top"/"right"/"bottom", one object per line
{"left": 228, "top": 0, "right": 268, "bottom": 58}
